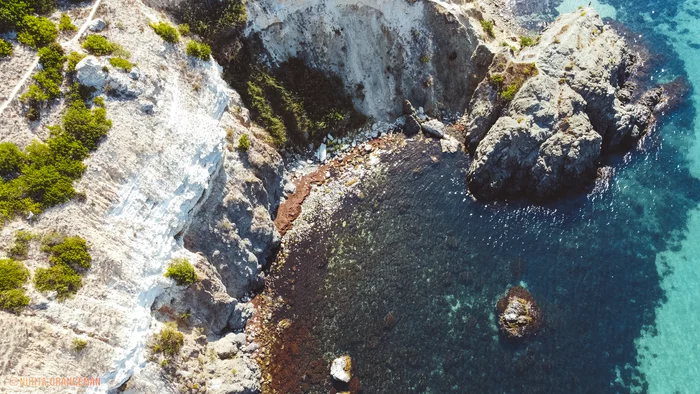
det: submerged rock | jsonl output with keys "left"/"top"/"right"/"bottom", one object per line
{"left": 496, "top": 286, "right": 542, "bottom": 339}
{"left": 330, "top": 355, "right": 352, "bottom": 383}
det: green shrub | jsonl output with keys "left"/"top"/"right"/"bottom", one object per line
{"left": 108, "top": 57, "right": 133, "bottom": 72}
{"left": 500, "top": 83, "right": 519, "bottom": 101}
{"left": 151, "top": 322, "right": 184, "bottom": 357}
{"left": 8, "top": 230, "right": 32, "bottom": 260}
{"left": 30, "top": 0, "right": 58, "bottom": 15}
{"left": 481, "top": 20, "right": 495, "bottom": 38}
{"left": 20, "top": 43, "right": 65, "bottom": 114}
{"left": 66, "top": 51, "right": 86, "bottom": 72}
{"left": 72, "top": 338, "right": 87, "bottom": 352}
{"left": 237, "top": 134, "right": 250, "bottom": 151}
{"left": 58, "top": 13, "right": 76, "bottom": 32}
{"left": 519, "top": 36, "right": 536, "bottom": 48}
{"left": 176, "top": 0, "right": 246, "bottom": 39}
{"left": 177, "top": 24, "right": 190, "bottom": 36}
{"left": 0, "top": 288, "right": 30, "bottom": 313}
{"left": 247, "top": 81, "right": 287, "bottom": 146}
{"left": 47, "top": 236, "right": 91, "bottom": 271}
{"left": 150, "top": 21, "right": 179, "bottom": 43}
{"left": 0, "top": 0, "right": 33, "bottom": 33}
{"left": 0, "top": 39, "right": 13, "bottom": 57}
{"left": 186, "top": 40, "right": 211, "bottom": 60}
{"left": 0, "top": 143, "right": 27, "bottom": 178}
{"left": 82, "top": 35, "right": 116, "bottom": 55}
{"left": 61, "top": 100, "right": 112, "bottom": 150}
{"left": 164, "top": 258, "right": 196, "bottom": 286}
{"left": 0, "top": 258, "right": 29, "bottom": 290}
{"left": 489, "top": 74, "right": 504, "bottom": 87}
{"left": 34, "top": 263, "right": 82, "bottom": 300}
{"left": 17, "top": 16, "right": 57, "bottom": 49}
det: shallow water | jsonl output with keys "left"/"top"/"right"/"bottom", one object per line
{"left": 264, "top": 1, "right": 700, "bottom": 392}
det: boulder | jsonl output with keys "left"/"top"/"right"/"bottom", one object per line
{"left": 421, "top": 119, "right": 445, "bottom": 139}
{"left": 496, "top": 286, "right": 542, "bottom": 339}
{"left": 88, "top": 18, "right": 107, "bottom": 32}
{"left": 330, "top": 355, "right": 352, "bottom": 383}
{"left": 75, "top": 56, "right": 108, "bottom": 90}
{"left": 403, "top": 115, "right": 421, "bottom": 137}
{"left": 210, "top": 332, "right": 246, "bottom": 359}
{"left": 402, "top": 99, "right": 416, "bottom": 115}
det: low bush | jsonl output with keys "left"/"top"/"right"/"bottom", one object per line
{"left": 47, "top": 236, "right": 91, "bottom": 271}
{"left": 82, "top": 35, "right": 115, "bottom": 56}
{"left": 8, "top": 230, "right": 32, "bottom": 260}
{"left": 33, "top": 263, "right": 82, "bottom": 300}
{"left": 66, "top": 51, "right": 86, "bottom": 72}
{"left": 72, "top": 338, "right": 87, "bottom": 352}
{"left": 489, "top": 74, "right": 504, "bottom": 87}
{"left": 0, "top": 0, "right": 33, "bottom": 33}
{"left": 177, "top": 24, "right": 190, "bottom": 36}
{"left": 0, "top": 39, "right": 13, "bottom": 57}
{"left": 164, "top": 258, "right": 196, "bottom": 286}
{"left": 151, "top": 322, "right": 184, "bottom": 357}
{"left": 108, "top": 57, "right": 133, "bottom": 72}
{"left": 481, "top": 20, "right": 495, "bottom": 38}
{"left": 20, "top": 43, "right": 65, "bottom": 116}
{"left": 0, "top": 143, "right": 26, "bottom": 179}
{"left": 0, "top": 258, "right": 30, "bottom": 313}
{"left": 150, "top": 21, "right": 179, "bottom": 43}
{"left": 58, "top": 13, "right": 76, "bottom": 32}
{"left": 519, "top": 36, "right": 536, "bottom": 48}
{"left": 500, "top": 83, "right": 519, "bottom": 101}
{"left": 247, "top": 81, "right": 287, "bottom": 146}
{"left": 237, "top": 134, "right": 250, "bottom": 151}
{"left": 17, "top": 15, "right": 57, "bottom": 49}
{"left": 186, "top": 40, "right": 211, "bottom": 60}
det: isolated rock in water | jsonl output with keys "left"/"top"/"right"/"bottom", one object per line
{"left": 421, "top": 119, "right": 445, "bottom": 139}
{"left": 404, "top": 115, "right": 421, "bottom": 137}
{"left": 496, "top": 286, "right": 542, "bottom": 339}
{"left": 463, "top": 9, "right": 663, "bottom": 200}
{"left": 88, "top": 18, "right": 107, "bottom": 32}
{"left": 75, "top": 56, "right": 108, "bottom": 90}
{"left": 330, "top": 355, "right": 352, "bottom": 383}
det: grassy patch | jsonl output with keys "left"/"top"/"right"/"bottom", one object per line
{"left": 66, "top": 51, "right": 86, "bottom": 72}
{"left": 58, "top": 13, "right": 76, "bottom": 32}
{"left": 8, "top": 230, "right": 32, "bottom": 260}
{"left": 72, "top": 338, "right": 87, "bottom": 352}
{"left": 47, "top": 236, "right": 91, "bottom": 271}
{"left": 0, "top": 258, "right": 30, "bottom": 313}
{"left": 20, "top": 43, "right": 65, "bottom": 120}
{"left": 34, "top": 263, "right": 82, "bottom": 300}
{"left": 0, "top": 39, "right": 13, "bottom": 57}
{"left": 519, "top": 36, "right": 536, "bottom": 48}
{"left": 165, "top": 258, "right": 197, "bottom": 286}
{"left": 237, "top": 134, "right": 250, "bottom": 151}
{"left": 82, "top": 35, "right": 116, "bottom": 56}
{"left": 108, "top": 57, "right": 133, "bottom": 72}
{"left": 489, "top": 62, "right": 538, "bottom": 103}
{"left": 150, "top": 21, "right": 179, "bottom": 43}
{"left": 186, "top": 40, "right": 211, "bottom": 60}
{"left": 481, "top": 20, "right": 495, "bottom": 38}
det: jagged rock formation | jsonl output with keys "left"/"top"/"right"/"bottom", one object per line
{"left": 463, "top": 9, "right": 663, "bottom": 200}
{"left": 247, "top": 0, "right": 496, "bottom": 121}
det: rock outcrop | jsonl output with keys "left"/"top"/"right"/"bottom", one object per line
{"left": 463, "top": 9, "right": 664, "bottom": 200}
{"left": 330, "top": 355, "right": 353, "bottom": 383}
{"left": 496, "top": 286, "right": 542, "bottom": 338}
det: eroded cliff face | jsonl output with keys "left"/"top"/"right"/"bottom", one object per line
{"left": 462, "top": 9, "right": 663, "bottom": 200}
{"left": 246, "top": 0, "right": 496, "bottom": 121}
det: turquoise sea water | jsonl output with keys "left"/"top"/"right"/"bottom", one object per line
{"left": 269, "top": 1, "right": 700, "bottom": 392}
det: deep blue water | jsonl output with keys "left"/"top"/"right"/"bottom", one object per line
{"left": 266, "top": 1, "right": 700, "bottom": 393}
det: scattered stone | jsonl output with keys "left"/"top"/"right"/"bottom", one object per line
{"left": 140, "top": 100, "right": 154, "bottom": 114}
{"left": 421, "top": 119, "right": 445, "bottom": 139}
{"left": 403, "top": 115, "right": 421, "bottom": 137}
{"left": 210, "top": 332, "right": 246, "bottom": 359}
{"left": 330, "top": 355, "right": 352, "bottom": 383}
{"left": 88, "top": 18, "right": 107, "bottom": 32}
{"left": 496, "top": 286, "right": 542, "bottom": 339}
{"left": 129, "top": 67, "right": 141, "bottom": 80}
{"left": 75, "top": 56, "right": 108, "bottom": 90}
{"left": 440, "top": 135, "right": 461, "bottom": 153}
{"left": 317, "top": 143, "right": 327, "bottom": 162}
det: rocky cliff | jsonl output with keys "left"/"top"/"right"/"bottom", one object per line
{"left": 462, "top": 9, "right": 664, "bottom": 200}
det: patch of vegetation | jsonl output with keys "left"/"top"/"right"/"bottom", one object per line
{"left": 109, "top": 57, "right": 133, "bottom": 72}
{"left": 0, "top": 258, "right": 30, "bottom": 313}
{"left": 500, "top": 84, "right": 519, "bottom": 101}
{"left": 489, "top": 74, "right": 504, "bottom": 87}
{"left": 72, "top": 338, "right": 87, "bottom": 352}
{"left": 165, "top": 258, "right": 196, "bottom": 286}
{"left": 82, "top": 35, "right": 116, "bottom": 56}
{"left": 46, "top": 236, "right": 91, "bottom": 271}
{"left": 1, "top": 87, "right": 111, "bottom": 225}
{"left": 480, "top": 20, "right": 495, "bottom": 38}
{"left": 58, "top": 13, "right": 76, "bottom": 32}
{"left": 151, "top": 322, "right": 184, "bottom": 357}
{"left": 17, "top": 15, "right": 57, "bottom": 49}
{"left": 20, "top": 43, "right": 65, "bottom": 117}
{"left": 0, "top": 0, "right": 33, "bottom": 33}
{"left": 420, "top": 54, "right": 430, "bottom": 64}
{"left": 0, "top": 38, "right": 13, "bottom": 57}
{"left": 489, "top": 62, "right": 539, "bottom": 103}
{"left": 177, "top": 23, "right": 190, "bottom": 36}
{"left": 185, "top": 40, "right": 211, "bottom": 60}
{"left": 8, "top": 230, "right": 32, "bottom": 260}
{"left": 0, "top": 142, "right": 26, "bottom": 179}
{"left": 34, "top": 263, "right": 82, "bottom": 300}
{"left": 176, "top": 0, "right": 246, "bottom": 40}
{"left": 519, "top": 35, "right": 536, "bottom": 48}
{"left": 66, "top": 51, "right": 86, "bottom": 72}
{"left": 237, "top": 134, "right": 250, "bottom": 151}
{"left": 150, "top": 21, "right": 179, "bottom": 43}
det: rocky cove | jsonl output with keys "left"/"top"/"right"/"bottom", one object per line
{"left": 0, "top": 0, "right": 697, "bottom": 394}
